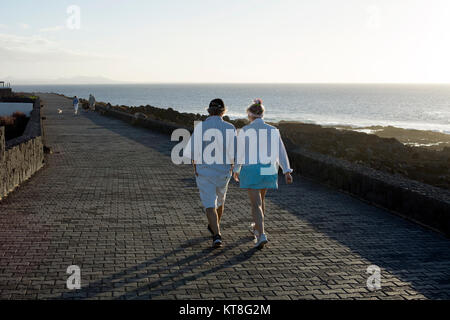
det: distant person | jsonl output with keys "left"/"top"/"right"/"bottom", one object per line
{"left": 89, "top": 94, "right": 96, "bottom": 111}
{"left": 233, "top": 99, "right": 293, "bottom": 249}
{"left": 73, "top": 96, "right": 79, "bottom": 115}
{"left": 184, "top": 99, "right": 237, "bottom": 248}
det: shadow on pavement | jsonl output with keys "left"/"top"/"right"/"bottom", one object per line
{"left": 60, "top": 236, "right": 255, "bottom": 300}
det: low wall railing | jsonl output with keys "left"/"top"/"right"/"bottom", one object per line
{"left": 0, "top": 98, "right": 45, "bottom": 200}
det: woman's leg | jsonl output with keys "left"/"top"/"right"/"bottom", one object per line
{"left": 250, "top": 189, "right": 267, "bottom": 232}
{"left": 260, "top": 189, "right": 267, "bottom": 215}
{"left": 248, "top": 189, "right": 265, "bottom": 235}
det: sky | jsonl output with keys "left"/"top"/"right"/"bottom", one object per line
{"left": 1, "top": 0, "right": 450, "bottom": 83}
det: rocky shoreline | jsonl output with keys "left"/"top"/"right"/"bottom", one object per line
{"left": 82, "top": 99, "right": 450, "bottom": 191}
{"left": 335, "top": 125, "right": 450, "bottom": 151}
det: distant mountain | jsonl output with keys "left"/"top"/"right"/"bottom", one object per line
{"left": 1, "top": 75, "right": 126, "bottom": 85}
{"left": 54, "top": 76, "right": 123, "bottom": 84}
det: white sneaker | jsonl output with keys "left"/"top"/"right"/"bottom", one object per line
{"left": 254, "top": 233, "right": 268, "bottom": 249}
{"left": 249, "top": 223, "right": 259, "bottom": 239}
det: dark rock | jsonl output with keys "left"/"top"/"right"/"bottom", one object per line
{"left": 43, "top": 145, "right": 53, "bottom": 154}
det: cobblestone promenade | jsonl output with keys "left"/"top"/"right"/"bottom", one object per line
{"left": 1, "top": 94, "right": 449, "bottom": 300}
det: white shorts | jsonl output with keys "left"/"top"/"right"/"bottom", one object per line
{"left": 196, "top": 173, "right": 231, "bottom": 209}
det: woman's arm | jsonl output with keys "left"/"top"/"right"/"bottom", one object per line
{"left": 278, "top": 134, "right": 294, "bottom": 184}
{"left": 279, "top": 135, "right": 293, "bottom": 174}
{"left": 192, "top": 160, "right": 198, "bottom": 177}
{"left": 232, "top": 164, "right": 242, "bottom": 182}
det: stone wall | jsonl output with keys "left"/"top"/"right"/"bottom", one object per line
{"left": 97, "top": 105, "right": 450, "bottom": 237}
{"left": 98, "top": 105, "right": 192, "bottom": 134}
{"left": 0, "top": 88, "right": 13, "bottom": 98}
{"left": 287, "top": 147, "right": 450, "bottom": 236}
{"left": 0, "top": 98, "right": 45, "bottom": 200}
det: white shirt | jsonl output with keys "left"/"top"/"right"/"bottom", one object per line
{"left": 184, "top": 116, "right": 237, "bottom": 177}
{"left": 233, "top": 118, "right": 293, "bottom": 175}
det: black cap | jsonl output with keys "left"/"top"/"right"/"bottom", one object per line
{"left": 209, "top": 98, "right": 225, "bottom": 110}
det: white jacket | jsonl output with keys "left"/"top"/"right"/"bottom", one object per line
{"left": 233, "top": 118, "right": 293, "bottom": 175}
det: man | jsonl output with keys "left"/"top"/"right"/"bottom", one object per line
{"left": 185, "top": 99, "right": 236, "bottom": 248}
{"left": 73, "top": 96, "right": 79, "bottom": 115}
{"left": 89, "top": 94, "right": 96, "bottom": 111}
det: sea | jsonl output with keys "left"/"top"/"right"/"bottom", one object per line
{"left": 11, "top": 83, "right": 450, "bottom": 134}
{"left": 0, "top": 102, "right": 33, "bottom": 117}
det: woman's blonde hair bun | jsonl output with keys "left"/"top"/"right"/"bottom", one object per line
{"left": 247, "top": 98, "right": 265, "bottom": 118}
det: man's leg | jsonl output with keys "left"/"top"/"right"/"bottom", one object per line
{"left": 196, "top": 176, "right": 220, "bottom": 236}
{"left": 215, "top": 178, "right": 229, "bottom": 228}
{"left": 206, "top": 207, "right": 220, "bottom": 236}
{"left": 217, "top": 205, "right": 224, "bottom": 223}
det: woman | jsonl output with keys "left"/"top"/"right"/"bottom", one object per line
{"left": 233, "top": 99, "right": 293, "bottom": 249}
{"left": 73, "top": 96, "right": 79, "bottom": 115}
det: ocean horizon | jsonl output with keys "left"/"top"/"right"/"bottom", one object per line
{"left": 12, "top": 83, "right": 450, "bottom": 134}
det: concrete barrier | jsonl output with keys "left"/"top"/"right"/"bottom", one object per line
{"left": 0, "top": 98, "right": 45, "bottom": 200}
{"left": 287, "top": 146, "right": 450, "bottom": 236}
{"left": 98, "top": 105, "right": 192, "bottom": 134}
{"left": 0, "top": 88, "right": 13, "bottom": 98}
